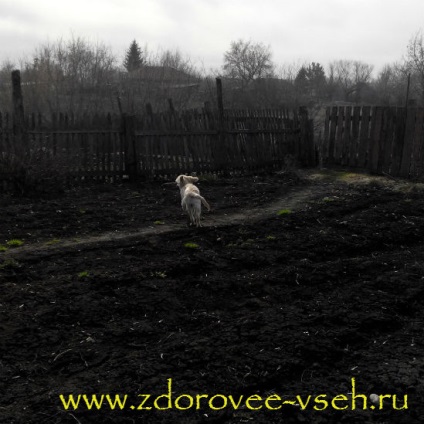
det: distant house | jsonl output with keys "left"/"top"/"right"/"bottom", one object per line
{"left": 126, "top": 66, "right": 200, "bottom": 88}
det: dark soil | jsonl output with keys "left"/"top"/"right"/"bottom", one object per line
{"left": 1, "top": 170, "right": 423, "bottom": 424}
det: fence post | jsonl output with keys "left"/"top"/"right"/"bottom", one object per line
{"left": 405, "top": 73, "right": 411, "bottom": 109}
{"left": 216, "top": 78, "right": 224, "bottom": 118}
{"left": 168, "top": 98, "right": 175, "bottom": 113}
{"left": 122, "top": 113, "right": 137, "bottom": 181}
{"left": 215, "top": 78, "right": 227, "bottom": 173}
{"left": 11, "top": 70, "right": 27, "bottom": 158}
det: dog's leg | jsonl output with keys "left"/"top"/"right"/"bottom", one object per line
{"left": 181, "top": 196, "right": 188, "bottom": 211}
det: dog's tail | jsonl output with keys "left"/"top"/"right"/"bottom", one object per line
{"left": 198, "top": 194, "right": 211, "bottom": 211}
{"left": 183, "top": 193, "right": 210, "bottom": 227}
{"left": 185, "top": 192, "right": 210, "bottom": 210}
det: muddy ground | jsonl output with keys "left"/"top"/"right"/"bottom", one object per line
{"left": 0, "top": 169, "right": 423, "bottom": 424}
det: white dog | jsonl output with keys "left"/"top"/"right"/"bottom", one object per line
{"left": 175, "top": 175, "right": 210, "bottom": 227}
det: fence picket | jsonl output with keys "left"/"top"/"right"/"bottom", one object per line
{"left": 369, "top": 107, "right": 383, "bottom": 173}
{"left": 380, "top": 107, "right": 395, "bottom": 174}
{"left": 399, "top": 108, "right": 417, "bottom": 177}
{"left": 411, "top": 108, "right": 424, "bottom": 178}
{"left": 327, "top": 107, "right": 338, "bottom": 164}
{"left": 348, "top": 106, "right": 361, "bottom": 167}
{"left": 357, "top": 106, "right": 371, "bottom": 168}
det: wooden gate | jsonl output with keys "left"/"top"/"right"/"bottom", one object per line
{"left": 322, "top": 106, "right": 424, "bottom": 178}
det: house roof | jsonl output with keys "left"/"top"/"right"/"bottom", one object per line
{"left": 128, "top": 66, "right": 199, "bottom": 83}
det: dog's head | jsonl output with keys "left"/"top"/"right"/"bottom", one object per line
{"left": 175, "top": 175, "right": 199, "bottom": 188}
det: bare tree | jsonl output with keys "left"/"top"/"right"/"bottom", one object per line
{"left": 223, "top": 39, "right": 274, "bottom": 89}
{"left": 405, "top": 29, "right": 424, "bottom": 104}
{"left": 373, "top": 62, "right": 408, "bottom": 105}
{"left": 275, "top": 61, "right": 303, "bottom": 82}
{"left": 328, "top": 60, "right": 374, "bottom": 102}
{"left": 0, "top": 59, "right": 17, "bottom": 110}
{"left": 157, "top": 48, "right": 194, "bottom": 73}
{"left": 117, "top": 45, "right": 202, "bottom": 112}
{"left": 21, "top": 35, "right": 117, "bottom": 113}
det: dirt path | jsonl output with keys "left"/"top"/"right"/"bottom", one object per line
{"left": 2, "top": 182, "right": 328, "bottom": 259}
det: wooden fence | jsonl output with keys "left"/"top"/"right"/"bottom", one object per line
{"left": 322, "top": 106, "right": 424, "bottom": 178}
{"left": 0, "top": 107, "right": 315, "bottom": 182}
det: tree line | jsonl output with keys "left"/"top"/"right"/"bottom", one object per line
{"left": 0, "top": 32, "right": 423, "bottom": 115}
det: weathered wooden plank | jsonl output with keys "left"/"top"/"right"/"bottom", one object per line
{"left": 369, "top": 107, "right": 383, "bottom": 173}
{"left": 391, "top": 108, "right": 407, "bottom": 177}
{"left": 119, "top": 130, "right": 125, "bottom": 177}
{"left": 151, "top": 115, "right": 161, "bottom": 175}
{"left": 357, "top": 106, "right": 371, "bottom": 168}
{"left": 196, "top": 112, "right": 208, "bottom": 172}
{"left": 327, "top": 107, "right": 338, "bottom": 164}
{"left": 112, "top": 132, "right": 119, "bottom": 177}
{"left": 399, "top": 108, "right": 417, "bottom": 177}
{"left": 105, "top": 114, "right": 112, "bottom": 177}
{"left": 380, "top": 107, "right": 395, "bottom": 175}
{"left": 341, "top": 106, "right": 351, "bottom": 166}
{"left": 154, "top": 137, "right": 161, "bottom": 175}
{"left": 348, "top": 106, "right": 361, "bottom": 167}
{"left": 322, "top": 107, "right": 331, "bottom": 165}
{"left": 410, "top": 108, "right": 424, "bottom": 178}
{"left": 334, "top": 107, "right": 345, "bottom": 164}
{"left": 158, "top": 129, "right": 167, "bottom": 175}
{"left": 0, "top": 112, "right": 3, "bottom": 156}
{"left": 171, "top": 133, "right": 180, "bottom": 172}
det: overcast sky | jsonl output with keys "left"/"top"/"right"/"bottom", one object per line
{"left": 1, "top": 0, "right": 423, "bottom": 75}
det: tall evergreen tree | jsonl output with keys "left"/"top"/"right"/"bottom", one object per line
{"left": 123, "top": 40, "right": 143, "bottom": 72}
{"left": 306, "top": 62, "right": 326, "bottom": 98}
{"left": 294, "top": 66, "right": 310, "bottom": 100}
{"left": 306, "top": 63, "right": 326, "bottom": 86}
{"left": 295, "top": 62, "right": 327, "bottom": 100}
{"left": 295, "top": 67, "right": 309, "bottom": 88}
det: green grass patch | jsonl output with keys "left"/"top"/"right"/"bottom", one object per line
{"left": 322, "top": 196, "right": 337, "bottom": 203}
{"left": 338, "top": 171, "right": 359, "bottom": 181}
{"left": 277, "top": 209, "right": 292, "bottom": 216}
{"left": 154, "top": 220, "right": 165, "bottom": 225}
{"left": 266, "top": 235, "right": 276, "bottom": 241}
{"left": 78, "top": 271, "right": 90, "bottom": 279}
{"left": 184, "top": 242, "right": 199, "bottom": 249}
{"left": 152, "top": 271, "right": 167, "bottom": 279}
{"left": 6, "top": 239, "right": 24, "bottom": 247}
{"left": 0, "top": 245, "right": 8, "bottom": 252}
